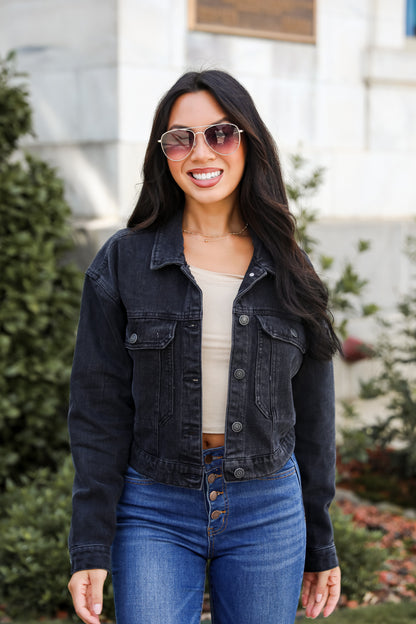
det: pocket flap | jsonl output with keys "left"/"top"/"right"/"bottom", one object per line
{"left": 125, "top": 319, "right": 177, "bottom": 349}
{"left": 257, "top": 315, "right": 306, "bottom": 353}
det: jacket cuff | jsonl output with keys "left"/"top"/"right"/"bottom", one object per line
{"left": 304, "top": 543, "right": 339, "bottom": 572}
{"left": 70, "top": 545, "right": 112, "bottom": 574}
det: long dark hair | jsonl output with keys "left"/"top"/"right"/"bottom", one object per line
{"left": 128, "top": 70, "right": 341, "bottom": 360}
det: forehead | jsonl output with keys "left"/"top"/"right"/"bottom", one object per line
{"left": 168, "top": 90, "right": 227, "bottom": 129}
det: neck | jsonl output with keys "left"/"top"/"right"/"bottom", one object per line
{"left": 182, "top": 202, "right": 245, "bottom": 237}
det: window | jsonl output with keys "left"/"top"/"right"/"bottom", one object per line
{"left": 406, "top": 0, "right": 416, "bottom": 36}
{"left": 188, "top": 0, "right": 316, "bottom": 44}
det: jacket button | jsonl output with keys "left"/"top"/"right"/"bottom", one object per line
{"left": 232, "top": 421, "right": 243, "bottom": 433}
{"left": 234, "top": 467, "right": 245, "bottom": 479}
{"left": 239, "top": 314, "right": 250, "bottom": 326}
{"left": 129, "top": 333, "right": 138, "bottom": 344}
{"left": 290, "top": 328, "right": 298, "bottom": 338}
{"left": 211, "top": 510, "right": 222, "bottom": 520}
{"left": 234, "top": 368, "right": 246, "bottom": 380}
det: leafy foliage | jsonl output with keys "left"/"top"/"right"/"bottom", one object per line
{"left": 331, "top": 504, "right": 387, "bottom": 603}
{"left": 0, "top": 51, "right": 33, "bottom": 160}
{"left": 286, "top": 154, "right": 377, "bottom": 337}
{"left": 341, "top": 235, "right": 416, "bottom": 479}
{"left": 0, "top": 52, "right": 83, "bottom": 487}
{"left": 0, "top": 457, "right": 115, "bottom": 619}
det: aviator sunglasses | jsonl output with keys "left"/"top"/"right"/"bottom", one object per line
{"left": 158, "top": 123, "right": 244, "bottom": 161}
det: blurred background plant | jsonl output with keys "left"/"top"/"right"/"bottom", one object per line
{"left": 338, "top": 235, "right": 416, "bottom": 508}
{"left": 0, "top": 51, "right": 83, "bottom": 489}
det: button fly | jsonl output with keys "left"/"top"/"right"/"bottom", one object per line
{"left": 205, "top": 454, "right": 213, "bottom": 464}
{"left": 211, "top": 510, "right": 222, "bottom": 520}
{"left": 207, "top": 473, "right": 217, "bottom": 484}
{"left": 209, "top": 491, "right": 219, "bottom": 501}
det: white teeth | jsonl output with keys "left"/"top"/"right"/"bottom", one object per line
{"left": 191, "top": 170, "right": 221, "bottom": 180}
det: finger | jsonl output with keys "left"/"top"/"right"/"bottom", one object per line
{"left": 87, "top": 569, "right": 107, "bottom": 619}
{"left": 68, "top": 570, "right": 107, "bottom": 624}
{"left": 305, "top": 570, "right": 330, "bottom": 619}
{"left": 301, "top": 573, "right": 314, "bottom": 607}
{"left": 69, "top": 579, "right": 100, "bottom": 624}
{"left": 323, "top": 574, "right": 341, "bottom": 617}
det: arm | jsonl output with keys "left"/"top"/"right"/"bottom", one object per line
{"left": 293, "top": 353, "right": 341, "bottom": 616}
{"left": 293, "top": 352, "right": 338, "bottom": 572}
{"left": 68, "top": 271, "right": 134, "bottom": 573}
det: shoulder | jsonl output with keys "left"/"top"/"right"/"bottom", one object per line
{"left": 87, "top": 227, "right": 155, "bottom": 276}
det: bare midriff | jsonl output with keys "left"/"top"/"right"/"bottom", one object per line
{"left": 202, "top": 433, "right": 225, "bottom": 449}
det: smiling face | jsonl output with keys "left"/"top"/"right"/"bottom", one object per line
{"left": 165, "top": 90, "right": 246, "bottom": 212}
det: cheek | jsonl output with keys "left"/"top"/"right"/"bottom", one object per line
{"left": 167, "top": 161, "right": 184, "bottom": 189}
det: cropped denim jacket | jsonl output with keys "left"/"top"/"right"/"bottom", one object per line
{"left": 68, "top": 210, "right": 338, "bottom": 574}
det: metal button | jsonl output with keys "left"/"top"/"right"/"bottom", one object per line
{"left": 205, "top": 454, "right": 213, "bottom": 464}
{"left": 239, "top": 314, "right": 250, "bottom": 326}
{"left": 234, "top": 368, "right": 246, "bottom": 380}
{"left": 209, "top": 491, "right": 218, "bottom": 501}
{"left": 211, "top": 510, "right": 221, "bottom": 520}
{"left": 129, "top": 333, "right": 138, "bottom": 344}
{"left": 249, "top": 272, "right": 255, "bottom": 277}
{"left": 207, "top": 473, "right": 217, "bottom": 484}
{"left": 232, "top": 421, "right": 243, "bottom": 433}
{"left": 234, "top": 467, "right": 245, "bottom": 479}
{"left": 290, "top": 328, "right": 298, "bottom": 338}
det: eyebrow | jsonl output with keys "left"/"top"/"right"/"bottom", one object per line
{"left": 167, "top": 117, "right": 229, "bottom": 131}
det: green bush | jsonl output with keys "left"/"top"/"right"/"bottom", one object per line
{"left": 0, "top": 52, "right": 82, "bottom": 487}
{"left": 331, "top": 504, "right": 388, "bottom": 603}
{"left": 0, "top": 456, "right": 115, "bottom": 619}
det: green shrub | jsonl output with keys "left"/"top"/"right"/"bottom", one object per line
{"left": 0, "top": 52, "right": 83, "bottom": 487}
{"left": 0, "top": 456, "right": 115, "bottom": 619}
{"left": 331, "top": 503, "right": 388, "bottom": 603}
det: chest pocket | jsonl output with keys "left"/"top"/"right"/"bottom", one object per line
{"left": 255, "top": 315, "right": 306, "bottom": 422}
{"left": 125, "top": 319, "right": 177, "bottom": 425}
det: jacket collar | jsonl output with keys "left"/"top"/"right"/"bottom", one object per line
{"left": 150, "top": 210, "right": 276, "bottom": 276}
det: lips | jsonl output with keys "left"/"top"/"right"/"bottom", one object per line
{"left": 187, "top": 168, "right": 223, "bottom": 187}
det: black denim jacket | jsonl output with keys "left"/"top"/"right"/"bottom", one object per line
{"left": 68, "top": 211, "right": 338, "bottom": 574}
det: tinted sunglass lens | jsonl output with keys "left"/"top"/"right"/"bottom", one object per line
{"left": 205, "top": 124, "right": 240, "bottom": 154}
{"left": 162, "top": 130, "right": 193, "bottom": 160}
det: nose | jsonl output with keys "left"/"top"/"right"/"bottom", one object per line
{"left": 190, "top": 131, "right": 215, "bottom": 160}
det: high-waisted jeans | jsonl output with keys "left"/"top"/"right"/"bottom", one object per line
{"left": 111, "top": 447, "right": 306, "bottom": 624}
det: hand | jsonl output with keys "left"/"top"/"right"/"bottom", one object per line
{"left": 68, "top": 569, "right": 108, "bottom": 624}
{"left": 301, "top": 566, "right": 341, "bottom": 619}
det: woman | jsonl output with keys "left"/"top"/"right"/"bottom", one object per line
{"left": 68, "top": 70, "right": 341, "bottom": 624}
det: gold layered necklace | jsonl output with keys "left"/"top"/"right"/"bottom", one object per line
{"left": 182, "top": 223, "right": 249, "bottom": 243}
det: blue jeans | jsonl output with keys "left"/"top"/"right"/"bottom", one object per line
{"left": 111, "top": 448, "right": 306, "bottom": 624}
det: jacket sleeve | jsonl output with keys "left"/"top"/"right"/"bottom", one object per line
{"left": 68, "top": 268, "right": 134, "bottom": 573}
{"left": 292, "top": 352, "right": 339, "bottom": 572}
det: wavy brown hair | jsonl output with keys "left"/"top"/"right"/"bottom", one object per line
{"left": 128, "top": 70, "right": 340, "bottom": 360}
